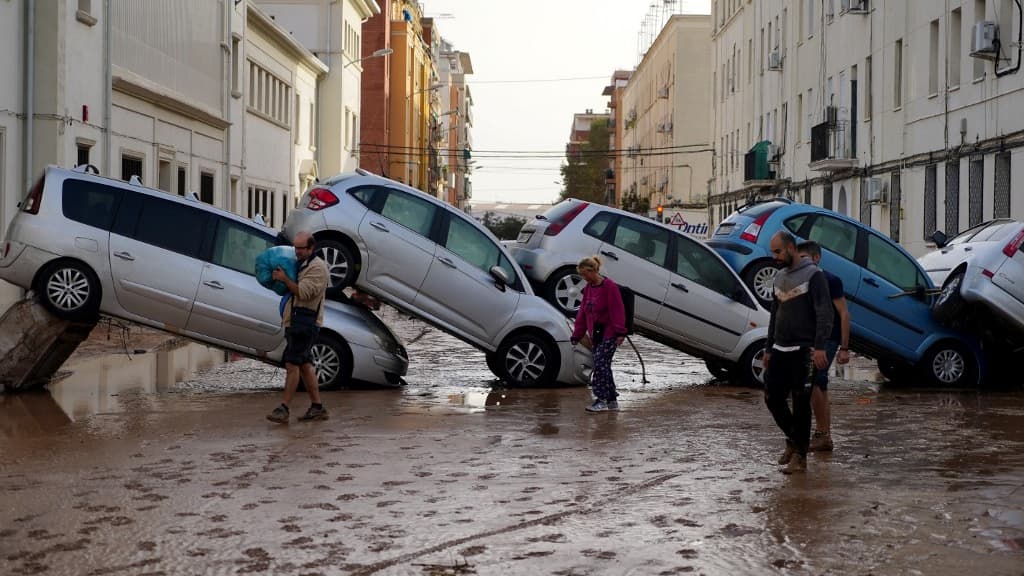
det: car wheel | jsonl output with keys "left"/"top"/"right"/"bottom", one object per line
{"left": 735, "top": 340, "right": 767, "bottom": 387}
{"left": 36, "top": 260, "right": 101, "bottom": 321}
{"left": 544, "top": 267, "right": 586, "bottom": 317}
{"left": 932, "top": 272, "right": 966, "bottom": 326}
{"left": 921, "top": 340, "right": 978, "bottom": 387}
{"left": 494, "top": 333, "right": 560, "bottom": 387}
{"left": 311, "top": 332, "right": 352, "bottom": 390}
{"left": 316, "top": 238, "right": 357, "bottom": 289}
{"left": 743, "top": 261, "right": 778, "bottom": 308}
{"left": 704, "top": 359, "right": 732, "bottom": 381}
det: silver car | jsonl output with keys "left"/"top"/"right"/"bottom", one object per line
{"left": 919, "top": 219, "right": 1024, "bottom": 339}
{"left": 509, "top": 199, "right": 770, "bottom": 386}
{"left": 280, "top": 170, "right": 593, "bottom": 388}
{"left": 0, "top": 165, "right": 408, "bottom": 389}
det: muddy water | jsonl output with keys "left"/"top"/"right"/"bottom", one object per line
{"left": 1, "top": 311, "right": 1023, "bottom": 575}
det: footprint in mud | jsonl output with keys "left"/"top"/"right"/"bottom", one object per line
{"left": 136, "top": 505, "right": 160, "bottom": 512}
{"left": 138, "top": 541, "right": 158, "bottom": 552}
{"left": 241, "top": 503, "right": 259, "bottom": 510}
{"left": 382, "top": 480, "right": 412, "bottom": 487}
{"left": 285, "top": 536, "right": 314, "bottom": 547}
{"left": 649, "top": 515, "right": 672, "bottom": 528}
{"left": 414, "top": 471, "right": 433, "bottom": 478}
{"left": 376, "top": 501, "right": 401, "bottom": 508}
{"left": 336, "top": 494, "right": 359, "bottom": 501}
{"left": 460, "top": 545, "right": 487, "bottom": 557}
{"left": 314, "top": 485, "right": 332, "bottom": 491}
{"left": 237, "top": 547, "right": 272, "bottom": 572}
{"left": 527, "top": 533, "right": 567, "bottom": 543}
{"left": 327, "top": 513, "right": 353, "bottom": 523}
{"left": 676, "top": 548, "right": 699, "bottom": 559}
{"left": 720, "top": 523, "right": 759, "bottom": 537}
{"left": 581, "top": 549, "right": 617, "bottom": 559}
{"left": 675, "top": 518, "right": 702, "bottom": 528}
{"left": 197, "top": 527, "right": 245, "bottom": 538}
{"left": 299, "top": 503, "right": 339, "bottom": 511}
{"left": 83, "top": 516, "right": 134, "bottom": 527}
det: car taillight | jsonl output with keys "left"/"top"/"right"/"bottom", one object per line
{"left": 1002, "top": 229, "right": 1024, "bottom": 257}
{"left": 21, "top": 176, "right": 44, "bottom": 214}
{"left": 982, "top": 269, "right": 995, "bottom": 279}
{"left": 306, "top": 187, "right": 339, "bottom": 211}
{"left": 543, "top": 202, "right": 589, "bottom": 236}
{"left": 739, "top": 210, "right": 774, "bottom": 243}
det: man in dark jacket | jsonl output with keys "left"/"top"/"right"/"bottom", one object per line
{"left": 763, "top": 231, "right": 834, "bottom": 474}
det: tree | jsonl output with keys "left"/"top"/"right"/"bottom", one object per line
{"left": 558, "top": 118, "right": 611, "bottom": 204}
{"left": 481, "top": 211, "right": 527, "bottom": 240}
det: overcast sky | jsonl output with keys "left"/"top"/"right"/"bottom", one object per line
{"left": 419, "top": 0, "right": 712, "bottom": 205}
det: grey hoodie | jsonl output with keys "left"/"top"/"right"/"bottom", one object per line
{"left": 766, "top": 257, "right": 834, "bottom": 350}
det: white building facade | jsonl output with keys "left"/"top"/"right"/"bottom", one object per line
{"left": 710, "top": 0, "right": 1024, "bottom": 257}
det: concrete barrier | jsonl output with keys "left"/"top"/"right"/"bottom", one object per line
{"left": 0, "top": 298, "right": 96, "bottom": 392}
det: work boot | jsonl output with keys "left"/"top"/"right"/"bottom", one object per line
{"left": 266, "top": 404, "right": 289, "bottom": 424}
{"left": 298, "top": 404, "right": 329, "bottom": 421}
{"left": 777, "top": 442, "right": 795, "bottom": 465}
{"left": 809, "top": 431, "right": 834, "bottom": 452}
{"left": 781, "top": 453, "right": 807, "bottom": 474}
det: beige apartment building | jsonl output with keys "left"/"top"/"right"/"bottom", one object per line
{"left": 710, "top": 0, "right": 1024, "bottom": 257}
{"left": 621, "top": 14, "right": 714, "bottom": 237}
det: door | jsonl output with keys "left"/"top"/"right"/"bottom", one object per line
{"left": 108, "top": 193, "right": 207, "bottom": 330}
{"left": 186, "top": 217, "right": 284, "bottom": 352}
{"left": 417, "top": 213, "right": 521, "bottom": 347}
{"left": 357, "top": 188, "right": 438, "bottom": 307}
{"left": 597, "top": 215, "right": 670, "bottom": 327}
{"left": 660, "top": 234, "right": 753, "bottom": 353}
{"left": 856, "top": 232, "right": 932, "bottom": 358}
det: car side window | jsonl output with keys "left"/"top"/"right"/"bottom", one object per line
{"left": 610, "top": 217, "right": 670, "bottom": 267}
{"left": 130, "top": 195, "right": 208, "bottom": 258}
{"left": 62, "top": 180, "right": 123, "bottom": 231}
{"left": 674, "top": 235, "right": 741, "bottom": 298}
{"left": 783, "top": 214, "right": 808, "bottom": 235}
{"left": 349, "top": 186, "right": 379, "bottom": 208}
{"left": 866, "top": 234, "right": 920, "bottom": 290}
{"left": 380, "top": 190, "right": 436, "bottom": 237}
{"left": 807, "top": 215, "right": 858, "bottom": 261}
{"left": 212, "top": 219, "right": 276, "bottom": 276}
{"left": 583, "top": 212, "right": 614, "bottom": 240}
{"left": 445, "top": 216, "right": 500, "bottom": 273}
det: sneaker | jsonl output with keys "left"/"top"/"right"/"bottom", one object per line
{"left": 607, "top": 400, "right": 620, "bottom": 411}
{"left": 266, "top": 404, "right": 289, "bottom": 424}
{"left": 781, "top": 453, "right": 807, "bottom": 474}
{"left": 809, "top": 431, "right": 834, "bottom": 452}
{"left": 777, "top": 442, "right": 795, "bottom": 465}
{"left": 298, "top": 404, "right": 329, "bottom": 421}
{"left": 585, "top": 400, "right": 609, "bottom": 412}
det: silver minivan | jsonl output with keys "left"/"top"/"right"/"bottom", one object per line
{"left": 281, "top": 170, "right": 593, "bottom": 388}
{"left": 0, "top": 165, "right": 408, "bottom": 389}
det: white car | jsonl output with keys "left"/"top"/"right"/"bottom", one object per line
{"left": 0, "top": 165, "right": 409, "bottom": 389}
{"left": 919, "top": 219, "right": 1024, "bottom": 339}
{"left": 280, "top": 170, "right": 593, "bottom": 388}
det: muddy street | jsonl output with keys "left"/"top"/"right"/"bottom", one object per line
{"left": 2, "top": 309, "right": 1023, "bottom": 576}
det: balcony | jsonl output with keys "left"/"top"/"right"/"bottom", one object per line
{"left": 742, "top": 140, "right": 780, "bottom": 188}
{"left": 809, "top": 120, "right": 858, "bottom": 172}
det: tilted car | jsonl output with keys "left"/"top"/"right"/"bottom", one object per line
{"left": 0, "top": 165, "right": 408, "bottom": 389}
{"left": 509, "top": 199, "right": 770, "bottom": 387}
{"left": 918, "top": 218, "right": 1024, "bottom": 341}
{"left": 707, "top": 198, "right": 985, "bottom": 387}
{"left": 280, "top": 169, "right": 593, "bottom": 388}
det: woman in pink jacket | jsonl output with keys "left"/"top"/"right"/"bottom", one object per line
{"left": 571, "top": 256, "right": 627, "bottom": 412}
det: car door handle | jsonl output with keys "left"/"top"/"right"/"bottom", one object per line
{"left": 964, "top": 246, "right": 972, "bottom": 252}
{"left": 671, "top": 282, "right": 689, "bottom": 293}
{"left": 370, "top": 221, "right": 390, "bottom": 232}
{"left": 437, "top": 256, "right": 457, "bottom": 268}
{"left": 113, "top": 251, "right": 135, "bottom": 261}
{"left": 600, "top": 250, "right": 619, "bottom": 261}
{"left": 863, "top": 277, "right": 879, "bottom": 287}
{"left": 203, "top": 280, "right": 224, "bottom": 290}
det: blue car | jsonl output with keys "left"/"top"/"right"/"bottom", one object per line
{"left": 707, "top": 198, "right": 984, "bottom": 387}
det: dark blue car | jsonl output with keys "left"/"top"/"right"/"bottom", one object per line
{"left": 708, "top": 198, "right": 984, "bottom": 387}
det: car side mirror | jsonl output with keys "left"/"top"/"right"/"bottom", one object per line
{"left": 930, "top": 230, "right": 948, "bottom": 248}
{"left": 489, "top": 266, "right": 510, "bottom": 291}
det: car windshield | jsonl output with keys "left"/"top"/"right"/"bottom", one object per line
{"left": 733, "top": 200, "right": 788, "bottom": 219}
{"left": 538, "top": 201, "right": 582, "bottom": 222}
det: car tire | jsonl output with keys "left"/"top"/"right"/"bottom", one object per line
{"left": 310, "top": 332, "right": 353, "bottom": 390}
{"left": 316, "top": 238, "right": 358, "bottom": 289}
{"left": 932, "top": 272, "right": 966, "bottom": 326}
{"left": 743, "top": 260, "right": 778, "bottom": 308}
{"left": 543, "top": 267, "right": 586, "bottom": 317}
{"left": 704, "top": 359, "right": 732, "bottom": 381}
{"left": 493, "top": 332, "right": 560, "bottom": 387}
{"left": 734, "top": 340, "right": 768, "bottom": 387}
{"left": 36, "top": 259, "right": 101, "bottom": 321}
{"left": 920, "top": 340, "right": 978, "bottom": 387}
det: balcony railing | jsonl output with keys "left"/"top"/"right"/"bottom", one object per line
{"left": 809, "top": 121, "right": 857, "bottom": 171}
{"left": 743, "top": 140, "right": 777, "bottom": 186}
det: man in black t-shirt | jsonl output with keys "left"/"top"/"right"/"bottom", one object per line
{"left": 797, "top": 241, "right": 851, "bottom": 452}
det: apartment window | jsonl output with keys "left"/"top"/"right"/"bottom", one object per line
{"left": 807, "top": 0, "right": 815, "bottom": 37}
{"left": 760, "top": 28, "right": 765, "bottom": 74}
{"left": 995, "top": 151, "right": 1011, "bottom": 218}
{"left": 894, "top": 39, "right": 903, "bottom": 108}
{"left": 748, "top": 38, "right": 753, "bottom": 83}
{"left": 200, "top": 171, "right": 214, "bottom": 204}
{"left": 975, "top": 0, "right": 987, "bottom": 80}
{"left": 797, "top": 94, "right": 804, "bottom": 141}
{"left": 345, "top": 107, "right": 352, "bottom": 151}
{"left": 890, "top": 172, "right": 902, "bottom": 242}
{"left": 928, "top": 20, "right": 940, "bottom": 96}
{"left": 946, "top": 160, "right": 960, "bottom": 236}
{"left": 177, "top": 166, "right": 187, "bottom": 196}
{"left": 951, "top": 8, "right": 962, "bottom": 87}
{"left": 824, "top": 183, "right": 833, "bottom": 210}
{"left": 231, "top": 36, "right": 241, "bottom": 96}
{"left": 865, "top": 56, "right": 873, "bottom": 119}
{"left": 799, "top": 1, "right": 805, "bottom": 39}
{"left": 158, "top": 160, "right": 172, "bottom": 193}
{"left": 806, "top": 89, "right": 814, "bottom": 141}
{"left": 247, "top": 61, "right": 292, "bottom": 126}
{"left": 294, "top": 94, "right": 302, "bottom": 144}
{"left": 1000, "top": 0, "right": 1015, "bottom": 72}
{"left": 924, "top": 165, "right": 938, "bottom": 239}
{"left": 121, "top": 154, "right": 143, "bottom": 183}
{"left": 309, "top": 102, "right": 316, "bottom": 149}
{"left": 351, "top": 113, "right": 359, "bottom": 151}
{"left": 969, "top": 157, "right": 985, "bottom": 226}
{"left": 77, "top": 144, "right": 90, "bottom": 167}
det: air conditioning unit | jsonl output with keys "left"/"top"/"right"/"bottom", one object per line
{"left": 970, "top": 21, "right": 999, "bottom": 60}
{"left": 864, "top": 177, "right": 888, "bottom": 204}
{"left": 846, "top": 0, "right": 869, "bottom": 14}
{"left": 826, "top": 105, "right": 838, "bottom": 126}
{"left": 767, "top": 49, "right": 783, "bottom": 71}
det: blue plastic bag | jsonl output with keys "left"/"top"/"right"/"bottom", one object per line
{"left": 255, "top": 245, "right": 297, "bottom": 296}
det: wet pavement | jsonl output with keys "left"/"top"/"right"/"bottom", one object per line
{"left": 2, "top": 307, "right": 1023, "bottom": 575}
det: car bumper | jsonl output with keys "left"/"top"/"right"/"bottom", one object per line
{"left": 0, "top": 243, "right": 56, "bottom": 289}
{"left": 556, "top": 341, "right": 593, "bottom": 386}
{"left": 508, "top": 246, "right": 562, "bottom": 284}
{"left": 962, "top": 269, "right": 1024, "bottom": 334}
{"left": 349, "top": 340, "right": 408, "bottom": 387}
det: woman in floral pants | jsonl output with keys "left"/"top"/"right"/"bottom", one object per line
{"left": 570, "top": 256, "right": 627, "bottom": 412}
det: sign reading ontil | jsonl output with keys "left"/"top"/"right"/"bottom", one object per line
{"left": 668, "top": 211, "right": 709, "bottom": 237}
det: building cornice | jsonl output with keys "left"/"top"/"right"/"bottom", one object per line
{"left": 352, "top": 0, "right": 381, "bottom": 19}
{"left": 112, "top": 66, "right": 230, "bottom": 130}
{"left": 248, "top": 5, "right": 329, "bottom": 75}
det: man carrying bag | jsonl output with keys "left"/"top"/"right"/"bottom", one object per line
{"left": 266, "top": 231, "right": 330, "bottom": 424}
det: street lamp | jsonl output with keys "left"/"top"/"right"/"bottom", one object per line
{"left": 343, "top": 47, "right": 393, "bottom": 68}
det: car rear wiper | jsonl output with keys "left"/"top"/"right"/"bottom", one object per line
{"left": 535, "top": 214, "right": 548, "bottom": 220}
